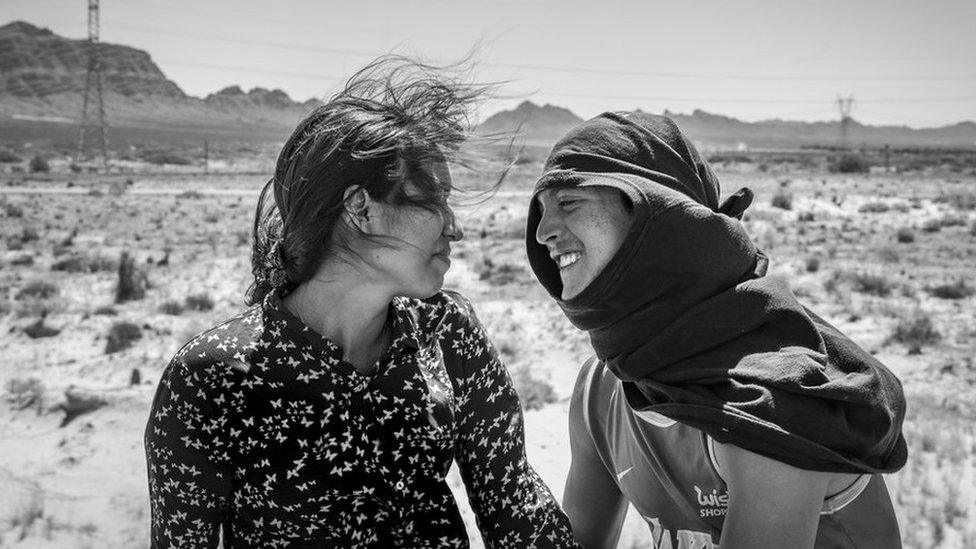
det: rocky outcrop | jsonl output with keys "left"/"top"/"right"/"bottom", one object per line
{"left": 0, "top": 21, "right": 184, "bottom": 99}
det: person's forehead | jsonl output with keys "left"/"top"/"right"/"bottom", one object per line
{"left": 538, "top": 185, "right": 620, "bottom": 201}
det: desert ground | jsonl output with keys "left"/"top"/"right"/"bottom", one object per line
{"left": 1, "top": 151, "right": 975, "bottom": 548}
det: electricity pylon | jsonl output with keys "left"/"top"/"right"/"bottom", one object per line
{"left": 77, "top": 0, "right": 108, "bottom": 170}
{"left": 835, "top": 94, "right": 855, "bottom": 150}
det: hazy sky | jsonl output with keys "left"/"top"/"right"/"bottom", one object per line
{"left": 4, "top": 0, "right": 975, "bottom": 127}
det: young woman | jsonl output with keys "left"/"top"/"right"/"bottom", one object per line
{"left": 144, "top": 58, "right": 578, "bottom": 548}
{"left": 525, "top": 111, "right": 907, "bottom": 548}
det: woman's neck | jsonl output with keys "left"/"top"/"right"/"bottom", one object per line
{"left": 282, "top": 265, "right": 393, "bottom": 374}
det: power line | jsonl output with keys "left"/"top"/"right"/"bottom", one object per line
{"left": 517, "top": 90, "right": 976, "bottom": 105}
{"left": 156, "top": 58, "right": 345, "bottom": 82}
{"left": 104, "top": 23, "right": 976, "bottom": 83}
{"left": 491, "top": 62, "right": 976, "bottom": 82}
{"left": 119, "top": 0, "right": 449, "bottom": 40}
{"left": 152, "top": 56, "right": 976, "bottom": 106}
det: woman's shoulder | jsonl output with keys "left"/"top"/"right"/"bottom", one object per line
{"left": 394, "top": 289, "right": 480, "bottom": 330}
{"left": 167, "top": 303, "right": 266, "bottom": 378}
{"left": 394, "top": 290, "right": 492, "bottom": 360}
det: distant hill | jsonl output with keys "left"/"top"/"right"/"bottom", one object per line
{"left": 479, "top": 103, "right": 976, "bottom": 151}
{"left": 663, "top": 109, "right": 976, "bottom": 150}
{"left": 2, "top": 20, "right": 973, "bottom": 150}
{"left": 0, "top": 21, "right": 318, "bottom": 144}
{"left": 477, "top": 100, "right": 583, "bottom": 145}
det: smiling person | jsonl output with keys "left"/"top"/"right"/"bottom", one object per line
{"left": 144, "top": 57, "right": 579, "bottom": 548}
{"left": 526, "top": 111, "right": 907, "bottom": 548}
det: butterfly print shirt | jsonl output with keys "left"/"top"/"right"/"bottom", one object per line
{"left": 145, "top": 290, "right": 579, "bottom": 548}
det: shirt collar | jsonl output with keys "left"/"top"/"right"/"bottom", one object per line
{"left": 262, "top": 290, "right": 423, "bottom": 360}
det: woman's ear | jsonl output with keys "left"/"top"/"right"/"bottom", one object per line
{"left": 342, "top": 185, "right": 371, "bottom": 231}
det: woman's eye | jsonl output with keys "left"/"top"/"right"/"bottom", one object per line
{"left": 558, "top": 198, "right": 579, "bottom": 208}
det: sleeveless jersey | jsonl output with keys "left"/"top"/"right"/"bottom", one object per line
{"left": 575, "top": 358, "right": 902, "bottom": 548}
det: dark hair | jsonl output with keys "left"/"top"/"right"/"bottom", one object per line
{"left": 246, "top": 55, "right": 498, "bottom": 305}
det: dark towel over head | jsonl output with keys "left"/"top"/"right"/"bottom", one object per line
{"left": 525, "top": 111, "right": 907, "bottom": 473}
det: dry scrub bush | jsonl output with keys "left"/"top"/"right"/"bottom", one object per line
{"left": 920, "top": 215, "right": 966, "bottom": 233}
{"left": 15, "top": 281, "right": 58, "bottom": 300}
{"left": 770, "top": 190, "right": 793, "bottom": 210}
{"left": 927, "top": 280, "right": 974, "bottom": 300}
{"left": 938, "top": 214, "right": 968, "bottom": 229}
{"left": 51, "top": 253, "right": 115, "bottom": 273}
{"left": 828, "top": 270, "right": 897, "bottom": 297}
{"left": 475, "top": 258, "right": 527, "bottom": 286}
{"left": 178, "top": 190, "right": 204, "bottom": 200}
{"left": 858, "top": 201, "right": 890, "bottom": 214}
{"left": 141, "top": 150, "right": 192, "bottom": 166}
{"left": 3, "top": 201, "right": 24, "bottom": 218}
{"left": 59, "top": 386, "right": 108, "bottom": 426}
{"left": 115, "top": 252, "right": 148, "bottom": 303}
{"left": 16, "top": 226, "right": 40, "bottom": 243}
{"left": 896, "top": 227, "right": 915, "bottom": 244}
{"left": 184, "top": 293, "right": 215, "bottom": 312}
{"left": 93, "top": 305, "right": 117, "bottom": 316}
{"left": 482, "top": 213, "right": 528, "bottom": 240}
{"left": 829, "top": 153, "right": 870, "bottom": 174}
{"left": 4, "top": 377, "right": 45, "bottom": 412}
{"left": 28, "top": 155, "right": 49, "bottom": 173}
{"left": 894, "top": 390, "right": 976, "bottom": 548}
{"left": 937, "top": 191, "right": 976, "bottom": 211}
{"left": 105, "top": 321, "right": 142, "bottom": 354}
{"left": 889, "top": 313, "right": 941, "bottom": 354}
{"left": 24, "top": 317, "right": 60, "bottom": 339}
{"left": 512, "top": 366, "right": 558, "bottom": 411}
{"left": 0, "top": 149, "right": 22, "bottom": 163}
{"left": 805, "top": 257, "right": 821, "bottom": 273}
{"left": 159, "top": 300, "right": 184, "bottom": 315}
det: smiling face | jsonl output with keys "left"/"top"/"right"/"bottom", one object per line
{"left": 534, "top": 186, "right": 633, "bottom": 299}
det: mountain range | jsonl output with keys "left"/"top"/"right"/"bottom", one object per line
{"left": 481, "top": 101, "right": 976, "bottom": 150}
{"left": 2, "top": 20, "right": 974, "bottom": 149}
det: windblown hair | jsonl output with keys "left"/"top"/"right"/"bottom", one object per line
{"left": 246, "top": 55, "right": 497, "bottom": 305}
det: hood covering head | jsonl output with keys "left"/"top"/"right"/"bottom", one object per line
{"left": 526, "top": 112, "right": 762, "bottom": 344}
{"left": 525, "top": 111, "right": 907, "bottom": 474}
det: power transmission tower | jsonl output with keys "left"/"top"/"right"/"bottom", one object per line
{"left": 835, "top": 94, "right": 855, "bottom": 150}
{"left": 77, "top": 0, "right": 108, "bottom": 170}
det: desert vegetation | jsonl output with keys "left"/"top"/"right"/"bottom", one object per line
{"left": 1, "top": 151, "right": 975, "bottom": 548}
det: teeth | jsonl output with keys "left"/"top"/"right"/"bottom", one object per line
{"left": 558, "top": 252, "right": 581, "bottom": 269}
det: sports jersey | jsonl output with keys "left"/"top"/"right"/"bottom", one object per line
{"left": 574, "top": 358, "right": 902, "bottom": 549}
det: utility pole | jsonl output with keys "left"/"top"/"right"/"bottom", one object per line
{"left": 835, "top": 95, "right": 855, "bottom": 150}
{"left": 77, "top": 0, "right": 108, "bottom": 171}
{"left": 203, "top": 139, "right": 209, "bottom": 175}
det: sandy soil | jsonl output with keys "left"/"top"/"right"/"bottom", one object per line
{"left": 2, "top": 166, "right": 975, "bottom": 547}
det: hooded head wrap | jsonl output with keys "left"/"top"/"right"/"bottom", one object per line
{"left": 526, "top": 111, "right": 906, "bottom": 473}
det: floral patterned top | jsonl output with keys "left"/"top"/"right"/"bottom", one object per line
{"left": 144, "top": 290, "right": 578, "bottom": 548}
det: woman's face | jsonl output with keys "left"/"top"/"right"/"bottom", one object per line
{"left": 363, "top": 163, "right": 463, "bottom": 299}
{"left": 534, "top": 186, "right": 632, "bottom": 300}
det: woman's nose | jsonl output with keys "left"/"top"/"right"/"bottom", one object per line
{"left": 443, "top": 207, "right": 464, "bottom": 241}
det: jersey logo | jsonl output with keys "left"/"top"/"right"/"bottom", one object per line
{"left": 694, "top": 485, "right": 729, "bottom": 518}
{"left": 616, "top": 466, "right": 634, "bottom": 481}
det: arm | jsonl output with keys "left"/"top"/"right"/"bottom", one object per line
{"left": 144, "top": 358, "right": 232, "bottom": 548}
{"left": 563, "top": 363, "right": 628, "bottom": 549}
{"left": 714, "top": 440, "right": 831, "bottom": 549}
{"left": 444, "top": 295, "right": 579, "bottom": 548}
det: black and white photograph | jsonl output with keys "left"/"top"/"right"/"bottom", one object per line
{"left": 1, "top": 1, "right": 974, "bottom": 547}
